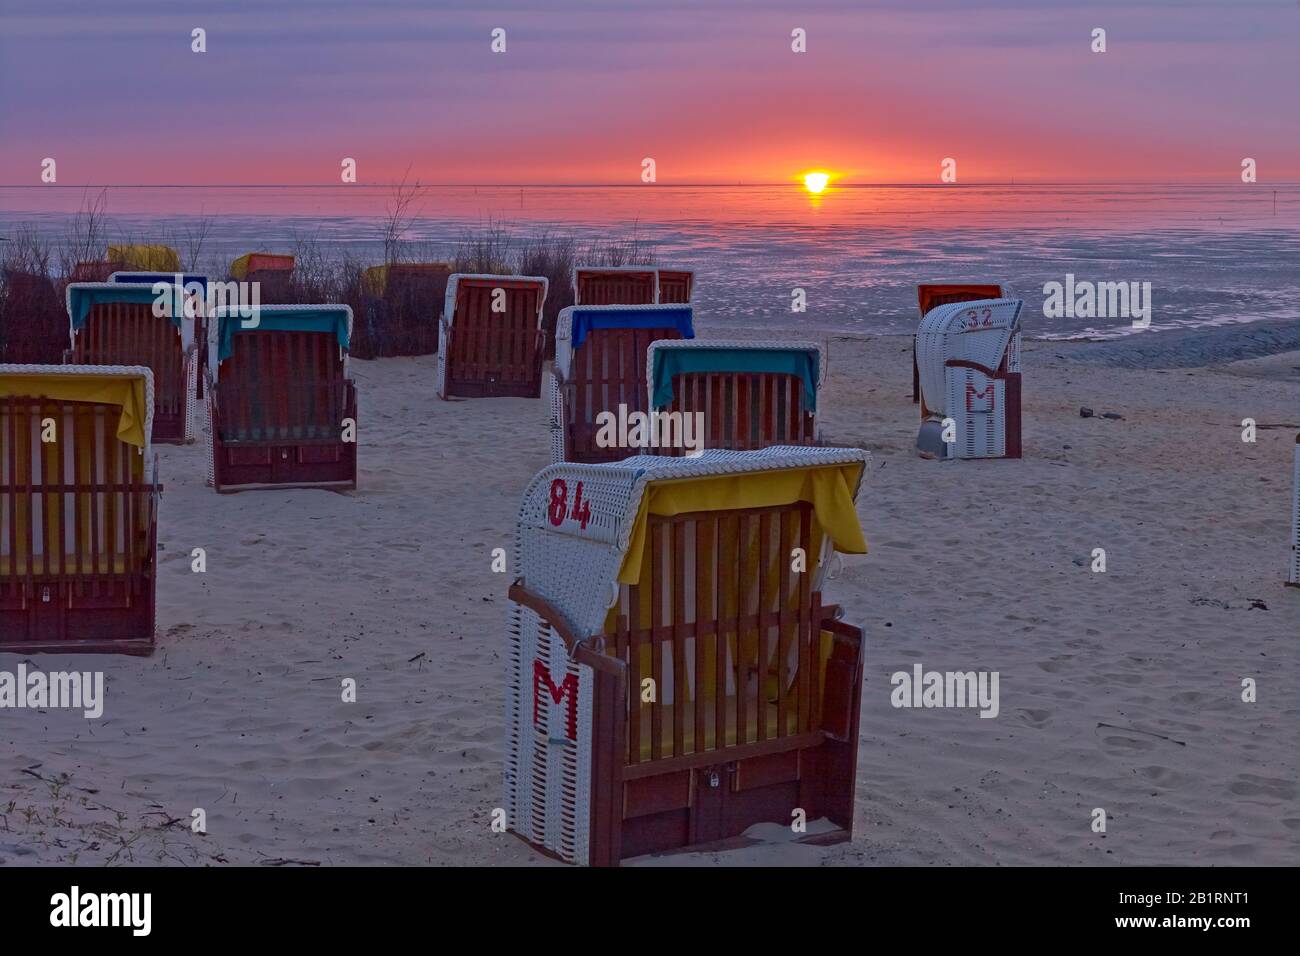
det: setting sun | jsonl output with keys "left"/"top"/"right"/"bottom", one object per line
{"left": 803, "top": 171, "right": 831, "bottom": 194}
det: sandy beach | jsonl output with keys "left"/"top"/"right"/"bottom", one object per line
{"left": 2, "top": 324, "right": 1296, "bottom": 867}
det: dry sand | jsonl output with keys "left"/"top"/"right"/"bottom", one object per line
{"left": 2, "top": 330, "right": 1296, "bottom": 867}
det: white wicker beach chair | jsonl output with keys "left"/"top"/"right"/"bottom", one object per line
{"left": 505, "top": 445, "right": 870, "bottom": 865}
{"left": 915, "top": 298, "right": 1023, "bottom": 460}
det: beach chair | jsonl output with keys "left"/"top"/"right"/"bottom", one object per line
{"left": 915, "top": 298, "right": 1023, "bottom": 460}
{"left": 436, "top": 274, "right": 548, "bottom": 399}
{"left": 66, "top": 283, "right": 197, "bottom": 445}
{"left": 505, "top": 445, "right": 869, "bottom": 865}
{"left": 1289, "top": 435, "right": 1299, "bottom": 587}
{"left": 913, "top": 284, "right": 1003, "bottom": 403}
{"left": 107, "top": 244, "right": 181, "bottom": 273}
{"left": 656, "top": 269, "right": 695, "bottom": 304}
{"left": 231, "top": 252, "right": 294, "bottom": 303}
{"left": 0, "top": 269, "right": 65, "bottom": 365}
{"left": 574, "top": 266, "right": 658, "bottom": 306}
{"left": 111, "top": 271, "right": 209, "bottom": 400}
{"left": 355, "top": 263, "right": 449, "bottom": 358}
{"left": 646, "top": 340, "right": 823, "bottom": 455}
{"left": 70, "top": 261, "right": 122, "bottom": 283}
{"left": 206, "top": 304, "right": 357, "bottom": 492}
{"left": 549, "top": 304, "right": 695, "bottom": 463}
{"left": 0, "top": 365, "right": 160, "bottom": 655}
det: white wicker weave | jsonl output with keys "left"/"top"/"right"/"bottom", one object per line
{"left": 0, "top": 363, "right": 156, "bottom": 478}
{"left": 547, "top": 370, "right": 566, "bottom": 463}
{"left": 203, "top": 368, "right": 216, "bottom": 488}
{"left": 1290, "top": 437, "right": 1300, "bottom": 586}
{"left": 504, "top": 445, "right": 870, "bottom": 863}
{"left": 916, "top": 298, "right": 1023, "bottom": 460}
{"left": 183, "top": 349, "right": 197, "bottom": 443}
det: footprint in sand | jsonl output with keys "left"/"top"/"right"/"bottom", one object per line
{"left": 1100, "top": 734, "right": 1156, "bottom": 755}
{"left": 1015, "top": 708, "right": 1051, "bottom": 728}
{"left": 1227, "top": 775, "right": 1295, "bottom": 800}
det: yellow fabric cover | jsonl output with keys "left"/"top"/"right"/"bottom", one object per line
{"left": 617, "top": 462, "right": 866, "bottom": 585}
{"left": 363, "top": 265, "right": 388, "bottom": 295}
{"left": 0, "top": 373, "right": 149, "bottom": 449}
{"left": 107, "top": 244, "right": 180, "bottom": 272}
{"left": 363, "top": 263, "right": 452, "bottom": 296}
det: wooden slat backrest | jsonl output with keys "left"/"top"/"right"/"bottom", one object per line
{"left": 658, "top": 370, "right": 815, "bottom": 455}
{"left": 656, "top": 271, "right": 693, "bottom": 304}
{"left": 0, "top": 396, "right": 150, "bottom": 581}
{"left": 217, "top": 331, "right": 345, "bottom": 442}
{"left": 575, "top": 271, "right": 656, "bottom": 306}
{"left": 74, "top": 301, "right": 187, "bottom": 419}
{"left": 450, "top": 281, "right": 542, "bottom": 384}
{"left": 607, "top": 502, "right": 825, "bottom": 766}
{"left": 564, "top": 325, "right": 683, "bottom": 459}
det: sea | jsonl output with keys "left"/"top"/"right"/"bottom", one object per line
{"left": 3, "top": 183, "right": 1298, "bottom": 340}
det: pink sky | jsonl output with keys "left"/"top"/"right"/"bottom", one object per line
{"left": 1, "top": 0, "right": 1297, "bottom": 186}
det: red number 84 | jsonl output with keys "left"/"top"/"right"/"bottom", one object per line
{"left": 547, "top": 478, "right": 592, "bottom": 529}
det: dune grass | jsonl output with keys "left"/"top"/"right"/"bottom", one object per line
{"left": 0, "top": 185, "right": 658, "bottom": 360}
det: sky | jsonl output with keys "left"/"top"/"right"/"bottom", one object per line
{"left": 1, "top": 0, "right": 1297, "bottom": 186}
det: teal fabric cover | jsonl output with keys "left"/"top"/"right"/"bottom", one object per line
{"left": 651, "top": 346, "right": 820, "bottom": 411}
{"left": 69, "top": 284, "right": 184, "bottom": 329}
{"left": 217, "top": 308, "right": 351, "bottom": 362}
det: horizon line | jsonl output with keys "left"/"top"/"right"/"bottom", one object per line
{"left": 0, "top": 181, "right": 1293, "bottom": 189}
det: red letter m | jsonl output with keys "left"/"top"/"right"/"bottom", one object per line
{"left": 533, "top": 659, "right": 579, "bottom": 741}
{"left": 965, "top": 381, "right": 995, "bottom": 413}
